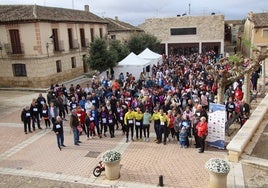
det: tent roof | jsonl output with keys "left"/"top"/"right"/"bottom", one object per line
{"left": 138, "top": 48, "right": 162, "bottom": 59}
{"left": 118, "top": 52, "right": 150, "bottom": 66}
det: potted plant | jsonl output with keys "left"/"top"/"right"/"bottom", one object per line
{"left": 205, "top": 158, "right": 230, "bottom": 188}
{"left": 102, "top": 150, "right": 121, "bottom": 180}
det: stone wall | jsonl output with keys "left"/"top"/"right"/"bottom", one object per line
{"left": 0, "top": 53, "right": 85, "bottom": 88}
{"left": 139, "top": 15, "right": 224, "bottom": 43}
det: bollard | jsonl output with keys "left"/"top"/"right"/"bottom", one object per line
{"left": 158, "top": 175, "right": 164, "bottom": 187}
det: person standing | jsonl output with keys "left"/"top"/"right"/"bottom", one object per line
{"left": 196, "top": 116, "right": 208, "bottom": 153}
{"left": 41, "top": 103, "right": 50, "bottom": 129}
{"left": 21, "top": 105, "right": 32, "bottom": 134}
{"left": 151, "top": 108, "right": 160, "bottom": 143}
{"left": 53, "top": 116, "right": 65, "bottom": 150}
{"left": 99, "top": 105, "right": 108, "bottom": 137}
{"left": 69, "top": 109, "right": 80, "bottom": 146}
{"left": 30, "top": 98, "right": 42, "bottom": 130}
{"left": 158, "top": 109, "right": 170, "bottom": 145}
{"left": 90, "top": 105, "right": 101, "bottom": 138}
{"left": 142, "top": 109, "right": 151, "bottom": 142}
{"left": 107, "top": 109, "right": 116, "bottom": 138}
{"left": 124, "top": 107, "right": 135, "bottom": 142}
{"left": 37, "top": 93, "right": 46, "bottom": 119}
{"left": 48, "top": 102, "right": 58, "bottom": 125}
{"left": 134, "top": 107, "right": 144, "bottom": 141}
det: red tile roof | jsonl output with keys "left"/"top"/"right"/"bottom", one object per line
{"left": 0, "top": 5, "right": 107, "bottom": 24}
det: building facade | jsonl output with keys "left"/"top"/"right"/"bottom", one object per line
{"left": 105, "top": 16, "right": 144, "bottom": 43}
{"left": 242, "top": 12, "right": 268, "bottom": 58}
{"left": 138, "top": 14, "right": 225, "bottom": 56}
{"left": 0, "top": 5, "right": 107, "bottom": 87}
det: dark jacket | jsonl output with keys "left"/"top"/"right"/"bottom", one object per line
{"left": 21, "top": 108, "right": 31, "bottom": 122}
{"left": 53, "top": 120, "right": 63, "bottom": 134}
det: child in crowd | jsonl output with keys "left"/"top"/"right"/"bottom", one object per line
{"left": 179, "top": 127, "right": 188, "bottom": 148}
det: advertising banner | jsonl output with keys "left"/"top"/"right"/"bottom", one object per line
{"left": 207, "top": 103, "right": 226, "bottom": 149}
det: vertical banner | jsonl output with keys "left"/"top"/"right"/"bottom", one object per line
{"left": 207, "top": 103, "right": 226, "bottom": 149}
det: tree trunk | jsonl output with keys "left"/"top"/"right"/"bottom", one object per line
{"left": 243, "top": 73, "right": 251, "bottom": 103}
{"left": 217, "top": 83, "right": 225, "bottom": 104}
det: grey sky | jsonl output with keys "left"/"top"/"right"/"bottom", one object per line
{"left": 0, "top": 0, "right": 267, "bottom": 25}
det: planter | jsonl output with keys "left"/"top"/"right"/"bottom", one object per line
{"left": 208, "top": 170, "right": 228, "bottom": 188}
{"left": 104, "top": 159, "right": 121, "bottom": 180}
{"left": 205, "top": 158, "right": 230, "bottom": 188}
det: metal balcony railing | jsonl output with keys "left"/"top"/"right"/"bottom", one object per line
{"left": 4, "top": 43, "right": 24, "bottom": 55}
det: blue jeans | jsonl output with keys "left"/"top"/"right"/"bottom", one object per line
{"left": 56, "top": 133, "right": 64, "bottom": 148}
{"left": 73, "top": 127, "right": 79, "bottom": 144}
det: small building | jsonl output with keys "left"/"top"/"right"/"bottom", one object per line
{"left": 105, "top": 16, "right": 144, "bottom": 43}
{"left": 138, "top": 14, "right": 225, "bottom": 56}
{"left": 242, "top": 12, "right": 268, "bottom": 58}
{"left": 0, "top": 4, "right": 107, "bottom": 87}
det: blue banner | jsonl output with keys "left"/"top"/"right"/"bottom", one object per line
{"left": 207, "top": 103, "right": 226, "bottom": 149}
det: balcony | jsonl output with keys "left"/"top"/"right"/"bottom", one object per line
{"left": 54, "top": 40, "right": 65, "bottom": 52}
{"left": 4, "top": 43, "right": 24, "bottom": 55}
{"left": 70, "top": 39, "right": 79, "bottom": 50}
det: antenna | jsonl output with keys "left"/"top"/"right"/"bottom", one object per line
{"left": 189, "top": 3, "right": 191, "bottom": 15}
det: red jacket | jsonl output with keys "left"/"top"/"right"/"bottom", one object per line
{"left": 196, "top": 121, "right": 208, "bottom": 137}
{"left": 77, "top": 110, "right": 86, "bottom": 124}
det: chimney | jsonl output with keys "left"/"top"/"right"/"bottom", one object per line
{"left": 84, "top": 5, "right": 89, "bottom": 12}
{"left": 115, "top": 16, "right": 118, "bottom": 21}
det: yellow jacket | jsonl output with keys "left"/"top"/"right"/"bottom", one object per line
{"left": 159, "top": 113, "right": 170, "bottom": 127}
{"left": 134, "top": 111, "right": 144, "bottom": 121}
{"left": 151, "top": 112, "right": 160, "bottom": 121}
{"left": 124, "top": 111, "right": 135, "bottom": 125}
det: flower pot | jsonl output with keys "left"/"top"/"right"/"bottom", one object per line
{"left": 104, "top": 159, "right": 121, "bottom": 180}
{"left": 208, "top": 171, "right": 228, "bottom": 188}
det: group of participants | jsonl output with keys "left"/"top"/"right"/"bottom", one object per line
{"left": 21, "top": 50, "right": 257, "bottom": 152}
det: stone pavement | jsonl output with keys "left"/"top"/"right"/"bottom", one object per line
{"left": 0, "top": 90, "right": 245, "bottom": 188}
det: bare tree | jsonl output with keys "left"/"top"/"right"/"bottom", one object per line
{"left": 206, "top": 48, "right": 268, "bottom": 104}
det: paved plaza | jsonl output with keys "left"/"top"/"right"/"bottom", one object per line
{"left": 1, "top": 85, "right": 268, "bottom": 187}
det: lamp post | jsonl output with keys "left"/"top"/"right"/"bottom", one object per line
{"left": 46, "top": 35, "right": 54, "bottom": 57}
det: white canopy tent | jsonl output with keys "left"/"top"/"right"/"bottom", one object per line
{"left": 138, "top": 48, "right": 163, "bottom": 67}
{"left": 113, "top": 52, "right": 151, "bottom": 79}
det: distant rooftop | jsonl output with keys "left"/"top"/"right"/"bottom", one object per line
{"left": 248, "top": 12, "right": 268, "bottom": 28}
{"left": 0, "top": 4, "right": 107, "bottom": 24}
{"left": 105, "top": 17, "right": 143, "bottom": 32}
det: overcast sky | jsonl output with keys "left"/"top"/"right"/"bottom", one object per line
{"left": 0, "top": 0, "right": 267, "bottom": 26}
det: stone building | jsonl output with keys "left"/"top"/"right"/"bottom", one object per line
{"left": 105, "top": 16, "right": 144, "bottom": 43}
{"left": 138, "top": 14, "right": 225, "bottom": 56}
{"left": 0, "top": 5, "right": 107, "bottom": 87}
{"left": 242, "top": 12, "right": 268, "bottom": 58}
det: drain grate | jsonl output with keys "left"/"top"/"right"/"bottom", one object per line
{"left": 85, "top": 151, "right": 101, "bottom": 158}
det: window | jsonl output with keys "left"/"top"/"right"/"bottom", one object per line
{"left": 9, "top": 30, "right": 22, "bottom": 54}
{"left": 263, "top": 29, "right": 268, "bottom": 38}
{"left": 90, "top": 28, "right": 94, "bottom": 42}
{"left": 111, "top": 35, "right": 116, "bottom": 40}
{"left": 68, "top": 28, "right": 73, "bottom": 49}
{"left": 99, "top": 28, "right": 103, "bottom": 38}
{"left": 80, "top": 28, "right": 86, "bottom": 48}
{"left": 170, "top": 27, "right": 196, "bottom": 35}
{"left": 52, "top": 29, "right": 60, "bottom": 51}
{"left": 12, "top": 64, "right": 27, "bottom": 77}
{"left": 56, "top": 60, "right": 62, "bottom": 73}
{"left": 71, "top": 57, "right": 76, "bottom": 68}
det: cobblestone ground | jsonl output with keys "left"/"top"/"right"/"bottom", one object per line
{"left": 0, "top": 174, "right": 106, "bottom": 188}
{"left": 0, "top": 89, "right": 268, "bottom": 187}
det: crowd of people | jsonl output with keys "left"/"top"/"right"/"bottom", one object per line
{"left": 21, "top": 50, "right": 259, "bottom": 152}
